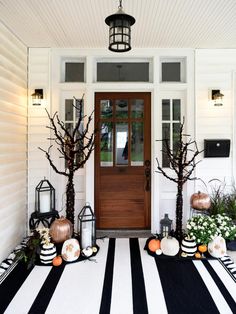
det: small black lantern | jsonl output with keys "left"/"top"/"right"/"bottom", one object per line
{"left": 35, "top": 178, "right": 55, "bottom": 214}
{"left": 78, "top": 203, "right": 96, "bottom": 249}
{"left": 160, "top": 213, "right": 172, "bottom": 238}
{"left": 105, "top": 0, "right": 135, "bottom": 52}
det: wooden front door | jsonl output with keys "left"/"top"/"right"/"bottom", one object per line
{"left": 95, "top": 92, "right": 151, "bottom": 229}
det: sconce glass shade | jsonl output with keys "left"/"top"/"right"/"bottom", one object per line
{"left": 212, "top": 89, "right": 224, "bottom": 106}
{"left": 35, "top": 178, "right": 55, "bottom": 214}
{"left": 31, "top": 89, "right": 44, "bottom": 105}
{"left": 78, "top": 204, "right": 96, "bottom": 249}
{"left": 105, "top": 1, "right": 135, "bottom": 52}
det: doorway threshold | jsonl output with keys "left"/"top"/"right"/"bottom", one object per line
{"left": 96, "top": 229, "right": 152, "bottom": 239}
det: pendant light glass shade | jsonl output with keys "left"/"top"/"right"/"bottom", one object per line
{"left": 105, "top": 1, "right": 135, "bottom": 52}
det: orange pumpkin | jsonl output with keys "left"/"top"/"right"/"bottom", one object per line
{"left": 190, "top": 191, "right": 211, "bottom": 210}
{"left": 198, "top": 244, "right": 207, "bottom": 254}
{"left": 52, "top": 256, "right": 63, "bottom": 266}
{"left": 148, "top": 239, "right": 161, "bottom": 252}
{"left": 195, "top": 252, "right": 202, "bottom": 259}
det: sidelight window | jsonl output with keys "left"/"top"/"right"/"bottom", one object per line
{"left": 161, "top": 98, "right": 181, "bottom": 167}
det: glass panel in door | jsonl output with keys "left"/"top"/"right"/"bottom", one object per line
{"left": 116, "top": 122, "right": 128, "bottom": 165}
{"left": 131, "top": 122, "right": 144, "bottom": 166}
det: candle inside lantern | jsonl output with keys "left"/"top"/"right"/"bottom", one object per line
{"left": 40, "top": 192, "right": 50, "bottom": 213}
{"left": 81, "top": 227, "right": 92, "bottom": 249}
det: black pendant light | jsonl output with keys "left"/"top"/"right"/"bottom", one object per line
{"left": 105, "top": 0, "right": 135, "bottom": 52}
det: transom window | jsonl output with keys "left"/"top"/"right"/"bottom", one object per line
{"left": 160, "top": 58, "right": 186, "bottom": 83}
{"left": 95, "top": 58, "right": 153, "bottom": 82}
{"left": 61, "top": 58, "right": 85, "bottom": 82}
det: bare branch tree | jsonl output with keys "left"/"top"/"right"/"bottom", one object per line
{"left": 156, "top": 119, "right": 203, "bottom": 240}
{"left": 39, "top": 97, "right": 96, "bottom": 228}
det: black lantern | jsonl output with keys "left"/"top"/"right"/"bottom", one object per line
{"left": 78, "top": 203, "right": 96, "bottom": 249}
{"left": 105, "top": 0, "right": 135, "bottom": 52}
{"left": 35, "top": 178, "right": 55, "bottom": 214}
{"left": 160, "top": 213, "right": 172, "bottom": 238}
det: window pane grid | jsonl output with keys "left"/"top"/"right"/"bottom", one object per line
{"left": 161, "top": 98, "right": 181, "bottom": 167}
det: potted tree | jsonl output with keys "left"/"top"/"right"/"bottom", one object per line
{"left": 156, "top": 119, "right": 203, "bottom": 240}
{"left": 39, "top": 98, "right": 95, "bottom": 230}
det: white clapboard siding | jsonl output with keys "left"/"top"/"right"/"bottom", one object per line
{"left": 195, "top": 49, "right": 236, "bottom": 191}
{"left": 28, "top": 48, "right": 51, "bottom": 216}
{"left": 0, "top": 22, "right": 27, "bottom": 263}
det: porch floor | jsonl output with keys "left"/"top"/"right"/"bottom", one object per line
{"left": 1, "top": 238, "right": 236, "bottom": 314}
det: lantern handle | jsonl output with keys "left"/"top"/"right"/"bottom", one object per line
{"left": 118, "top": 0, "right": 122, "bottom": 9}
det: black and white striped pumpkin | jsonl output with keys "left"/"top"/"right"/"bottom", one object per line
{"left": 181, "top": 237, "right": 197, "bottom": 256}
{"left": 40, "top": 243, "right": 57, "bottom": 264}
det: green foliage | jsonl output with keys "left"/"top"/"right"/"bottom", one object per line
{"left": 15, "top": 230, "right": 42, "bottom": 269}
{"left": 208, "top": 180, "right": 236, "bottom": 221}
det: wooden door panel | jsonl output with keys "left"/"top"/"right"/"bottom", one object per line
{"left": 95, "top": 92, "right": 151, "bottom": 229}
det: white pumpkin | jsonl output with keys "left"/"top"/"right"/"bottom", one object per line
{"left": 161, "top": 236, "right": 180, "bottom": 256}
{"left": 82, "top": 247, "right": 93, "bottom": 258}
{"left": 61, "top": 238, "right": 80, "bottom": 262}
{"left": 208, "top": 236, "right": 227, "bottom": 258}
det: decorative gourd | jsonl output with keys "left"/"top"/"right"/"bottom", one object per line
{"left": 148, "top": 239, "right": 161, "bottom": 252}
{"left": 52, "top": 256, "right": 63, "bottom": 266}
{"left": 181, "top": 236, "right": 197, "bottom": 256}
{"left": 190, "top": 191, "right": 211, "bottom": 210}
{"left": 161, "top": 236, "right": 179, "bottom": 256}
{"left": 208, "top": 236, "right": 226, "bottom": 258}
{"left": 61, "top": 238, "right": 80, "bottom": 262}
{"left": 49, "top": 217, "right": 73, "bottom": 243}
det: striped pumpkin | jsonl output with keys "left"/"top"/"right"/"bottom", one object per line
{"left": 40, "top": 243, "right": 57, "bottom": 264}
{"left": 181, "top": 237, "right": 197, "bottom": 257}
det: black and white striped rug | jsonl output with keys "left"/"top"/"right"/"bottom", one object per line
{"left": 0, "top": 238, "right": 236, "bottom": 314}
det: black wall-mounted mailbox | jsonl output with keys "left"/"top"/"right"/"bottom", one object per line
{"left": 204, "top": 139, "right": 230, "bottom": 158}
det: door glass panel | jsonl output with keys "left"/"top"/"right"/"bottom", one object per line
{"left": 162, "top": 99, "right": 170, "bottom": 120}
{"left": 116, "top": 100, "right": 128, "bottom": 119}
{"left": 100, "top": 122, "right": 113, "bottom": 167}
{"left": 100, "top": 100, "right": 113, "bottom": 119}
{"left": 131, "top": 99, "right": 144, "bottom": 118}
{"left": 65, "top": 99, "right": 74, "bottom": 121}
{"left": 173, "top": 99, "right": 181, "bottom": 120}
{"left": 162, "top": 123, "right": 170, "bottom": 167}
{"left": 116, "top": 123, "right": 128, "bottom": 165}
{"left": 131, "top": 122, "right": 144, "bottom": 166}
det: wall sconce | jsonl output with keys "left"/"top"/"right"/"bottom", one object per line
{"left": 212, "top": 89, "right": 224, "bottom": 106}
{"left": 31, "top": 89, "right": 44, "bottom": 106}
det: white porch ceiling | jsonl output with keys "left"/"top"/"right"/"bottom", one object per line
{"left": 0, "top": 0, "right": 236, "bottom": 49}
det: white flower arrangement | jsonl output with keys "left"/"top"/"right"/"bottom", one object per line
{"left": 187, "top": 214, "right": 236, "bottom": 244}
{"left": 35, "top": 227, "right": 51, "bottom": 245}
{"left": 213, "top": 214, "right": 236, "bottom": 241}
{"left": 187, "top": 215, "right": 218, "bottom": 244}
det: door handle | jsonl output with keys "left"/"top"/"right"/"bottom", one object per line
{"left": 144, "top": 160, "right": 151, "bottom": 191}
